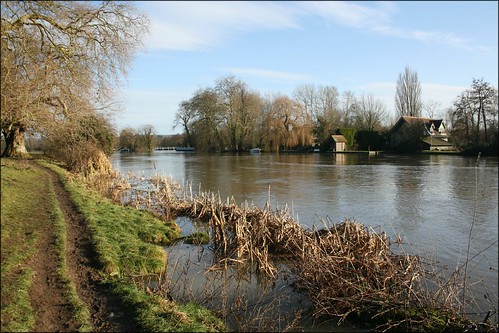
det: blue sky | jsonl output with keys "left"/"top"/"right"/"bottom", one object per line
{"left": 115, "top": 1, "right": 498, "bottom": 135}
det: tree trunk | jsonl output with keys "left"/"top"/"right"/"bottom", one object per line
{"left": 2, "top": 126, "right": 28, "bottom": 157}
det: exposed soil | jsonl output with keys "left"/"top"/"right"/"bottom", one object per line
{"left": 31, "top": 164, "right": 141, "bottom": 332}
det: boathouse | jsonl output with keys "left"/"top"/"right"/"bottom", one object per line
{"left": 331, "top": 135, "right": 348, "bottom": 152}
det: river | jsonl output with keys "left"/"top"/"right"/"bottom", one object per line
{"left": 111, "top": 151, "right": 498, "bottom": 330}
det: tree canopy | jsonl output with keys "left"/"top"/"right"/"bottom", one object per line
{"left": 1, "top": 1, "right": 148, "bottom": 171}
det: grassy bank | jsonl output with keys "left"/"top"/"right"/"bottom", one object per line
{"left": 41, "top": 159, "right": 225, "bottom": 332}
{"left": 1, "top": 157, "right": 225, "bottom": 332}
{"left": 1, "top": 158, "right": 90, "bottom": 331}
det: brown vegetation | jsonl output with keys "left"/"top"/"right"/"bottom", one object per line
{"left": 97, "top": 172, "right": 495, "bottom": 331}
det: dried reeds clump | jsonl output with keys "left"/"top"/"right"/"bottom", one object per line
{"left": 98, "top": 172, "right": 475, "bottom": 330}
{"left": 297, "top": 219, "right": 421, "bottom": 321}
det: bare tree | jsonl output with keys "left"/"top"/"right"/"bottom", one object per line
{"left": 293, "top": 84, "right": 340, "bottom": 148}
{"left": 188, "top": 88, "right": 225, "bottom": 151}
{"left": 450, "top": 78, "right": 498, "bottom": 148}
{"left": 139, "top": 125, "right": 156, "bottom": 152}
{"left": 340, "top": 90, "right": 357, "bottom": 127}
{"left": 215, "top": 75, "right": 261, "bottom": 151}
{"left": 423, "top": 100, "right": 442, "bottom": 119}
{"left": 293, "top": 84, "right": 317, "bottom": 119}
{"left": 1, "top": 1, "right": 149, "bottom": 165}
{"left": 354, "top": 93, "right": 387, "bottom": 131}
{"left": 395, "top": 66, "right": 422, "bottom": 117}
{"left": 174, "top": 100, "right": 197, "bottom": 147}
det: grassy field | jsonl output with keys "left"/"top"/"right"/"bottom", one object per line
{"left": 1, "top": 157, "right": 225, "bottom": 332}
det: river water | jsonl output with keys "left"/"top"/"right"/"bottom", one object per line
{"left": 111, "top": 151, "right": 498, "bottom": 330}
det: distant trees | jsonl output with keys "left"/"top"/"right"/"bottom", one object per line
{"left": 215, "top": 76, "right": 262, "bottom": 151}
{"left": 395, "top": 66, "right": 423, "bottom": 117}
{"left": 263, "top": 95, "right": 313, "bottom": 151}
{"left": 119, "top": 127, "right": 139, "bottom": 152}
{"left": 293, "top": 84, "right": 342, "bottom": 150}
{"left": 172, "top": 75, "right": 395, "bottom": 152}
{"left": 448, "top": 78, "right": 498, "bottom": 152}
{"left": 175, "top": 88, "right": 224, "bottom": 151}
{"left": 174, "top": 77, "right": 260, "bottom": 151}
{"left": 1, "top": 1, "right": 148, "bottom": 172}
{"left": 118, "top": 125, "right": 160, "bottom": 152}
{"left": 139, "top": 125, "right": 156, "bottom": 152}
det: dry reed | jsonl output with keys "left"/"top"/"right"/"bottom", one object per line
{"left": 91, "top": 171, "right": 495, "bottom": 331}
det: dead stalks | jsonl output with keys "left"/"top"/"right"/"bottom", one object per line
{"left": 90, "top": 171, "right": 496, "bottom": 331}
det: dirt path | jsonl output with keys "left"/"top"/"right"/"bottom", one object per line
{"left": 31, "top": 164, "right": 140, "bottom": 332}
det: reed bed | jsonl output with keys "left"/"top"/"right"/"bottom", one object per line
{"left": 98, "top": 172, "right": 488, "bottom": 331}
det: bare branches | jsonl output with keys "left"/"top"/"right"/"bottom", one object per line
{"left": 395, "top": 66, "right": 423, "bottom": 117}
{"left": 1, "top": 1, "right": 149, "bottom": 158}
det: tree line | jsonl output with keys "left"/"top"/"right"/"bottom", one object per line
{"left": 168, "top": 70, "right": 497, "bottom": 153}
{"left": 2, "top": 0, "right": 497, "bottom": 171}
{"left": 172, "top": 75, "right": 393, "bottom": 152}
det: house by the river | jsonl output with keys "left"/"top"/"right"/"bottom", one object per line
{"left": 389, "top": 116, "right": 456, "bottom": 151}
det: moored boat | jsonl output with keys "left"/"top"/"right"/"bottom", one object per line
{"left": 249, "top": 147, "right": 262, "bottom": 154}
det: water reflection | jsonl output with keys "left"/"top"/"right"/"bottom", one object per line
{"left": 111, "top": 152, "right": 498, "bottom": 322}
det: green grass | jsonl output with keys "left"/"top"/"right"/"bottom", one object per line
{"left": 38, "top": 159, "right": 225, "bottom": 332}
{"left": 1, "top": 159, "right": 47, "bottom": 332}
{"left": 0, "top": 268, "right": 36, "bottom": 332}
{"left": 1, "top": 158, "right": 90, "bottom": 332}
{"left": 183, "top": 231, "right": 210, "bottom": 245}
{"left": 40, "top": 160, "right": 181, "bottom": 277}
{"left": 109, "top": 282, "right": 223, "bottom": 332}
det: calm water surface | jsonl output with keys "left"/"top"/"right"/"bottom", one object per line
{"left": 111, "top": 151, "right": 498, "bottom": 327}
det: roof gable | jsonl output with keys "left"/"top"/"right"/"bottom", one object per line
{"left": 331, "top": 135, "right": 347, "bottom": 143}
{"left": 389, "top": 116, "right": 446, "bottom": 134}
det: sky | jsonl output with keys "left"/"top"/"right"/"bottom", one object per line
{"left": 113, "top": 1, "right": 498, "bottom": 135}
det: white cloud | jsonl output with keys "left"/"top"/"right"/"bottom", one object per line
{"left": 143, "top": 1, "right": 299, "bottom": 51}
{"left": 140, "top": 1, "right": 484, "bottom": 53}
{"left": 302, "top": 1, "right": 394, "bottom": 29}
{"left": 302, "top": 1, "right": 483, "bottom": 51}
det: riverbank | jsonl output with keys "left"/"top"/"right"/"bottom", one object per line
{"left": 2, "top": 155, "right": 497, "bottom": 332}
{"left": 1, "top": 157, "right": 224, "bottom": 332}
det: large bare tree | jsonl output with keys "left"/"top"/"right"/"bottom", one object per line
{"left": 1, "top": 1, "right": 148, "bottom": 165}
{"left": 354, "top": 93, "right": 387, "bottom": 131}
{"left": 215, "top": 75, "right": 262, "bottom": 151}
{"left": 395, "top": 66, "right": 422, "bottom": 117}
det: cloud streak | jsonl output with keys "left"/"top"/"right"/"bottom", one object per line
{"left": 141, "top": 1, "right": 482, "bottom": 53}
{"left": 302, "top": 1, "right": 483, "bottom": 51}
{"left": 143, "top": 1, "right": 299, "bottom": 51}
